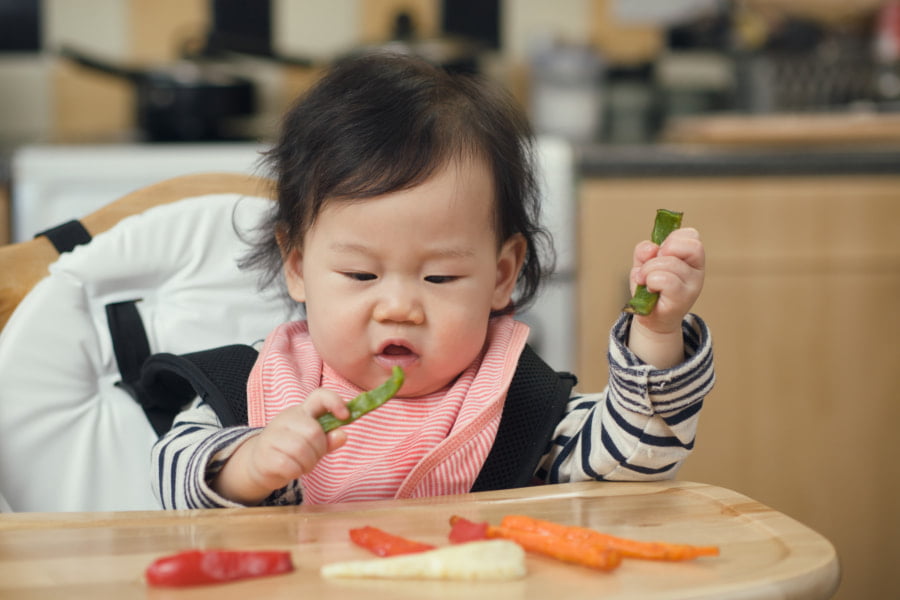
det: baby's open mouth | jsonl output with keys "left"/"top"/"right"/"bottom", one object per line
{"left": 376, "top": 342, "right": 418, "bottom": 369}
{"left": 382, "top": 344, "right": 412, "bottom": 356}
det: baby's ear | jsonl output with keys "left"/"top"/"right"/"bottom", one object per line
{"left": 281, "top": 247, "right": 306, "bottom": 303}
{"left": 274, "top": 224, "right": 292, "bottom": 260}
{"left": 492, "top": 234, "right": 526, "bottom": 311}
{"left": 276, "top": 227, "right": 306, "bottom": 302}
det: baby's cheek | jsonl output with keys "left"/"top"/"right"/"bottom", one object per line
{"left": 440, "top": 320, "right": 488, "bottom": 361}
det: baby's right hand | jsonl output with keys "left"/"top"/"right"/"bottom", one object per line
{"left": 212, "top": 388, "right": 349, "bottom": 505}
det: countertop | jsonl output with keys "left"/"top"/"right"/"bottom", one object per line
{"left": 576, "top": 143, "right": 900, "bottom": 177}
{"left": 578, "top": 112, "right": 900, "bottom": 177}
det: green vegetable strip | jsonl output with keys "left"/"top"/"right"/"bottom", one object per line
{"left": 623, "top": 209, "right": 684, "bottom": 316}
{"left": 317, "top": 366, "right": 405, "bottom": 432}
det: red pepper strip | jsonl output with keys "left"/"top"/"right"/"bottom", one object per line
{"left": 349, "top": 526, "right": 436, "bottom": 557}
{"left": 448, "top": 515, "right": 489, "bottom": 544}
{"left": 145, "top": 549, "right": 294, "bottom": 587}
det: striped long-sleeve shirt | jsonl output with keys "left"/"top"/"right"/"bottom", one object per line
{"left": 151, "top": 313, "right": 714, "bottom": 509}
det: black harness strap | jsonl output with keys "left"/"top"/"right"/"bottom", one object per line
{"left": 104, "top": 299, "right": 170, "bottom": 434}
{"left": 106, "top": 300, "right": 149, "bottom": 388}
{"left": 35, "top": 219, "right": 92, "bottom": 253}
{"left": 136, "top": 346, "right": 258, "bottom": 430}
{"left": 471, "top": 344, "right": 576, "bottom": 491}
{"left": 105, "top": 298, "right": 257, "bottom": 435}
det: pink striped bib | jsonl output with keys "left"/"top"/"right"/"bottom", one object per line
{"left": 246, "top": 315, "right": 529, "bottom": 504}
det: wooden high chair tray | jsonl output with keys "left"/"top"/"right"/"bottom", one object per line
{"left": 0, "top": 480, "right": 839, "bottom": 599}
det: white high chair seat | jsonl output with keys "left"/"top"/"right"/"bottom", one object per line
{"left": 0, "top": 187, "right": 290, "bottom": 512}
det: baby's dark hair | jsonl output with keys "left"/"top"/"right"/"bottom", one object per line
{"left": 244, "top": 52, "right": 554, "bottom": 314}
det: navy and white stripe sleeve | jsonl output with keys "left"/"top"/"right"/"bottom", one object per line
{"left": 150, "top": 399, "right": 261, "bottom": 509}
{"left": 150, "top": 399, "right": 305, "bottom": 509}
{"left": 537, "top": 312, "right": 715, "bottom": 483}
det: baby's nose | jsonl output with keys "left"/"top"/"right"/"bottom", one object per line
{"left": 373, "top": 285, "right": 425, "bottom": 325}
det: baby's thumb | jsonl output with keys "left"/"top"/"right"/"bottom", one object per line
{"left": 326, "top": 428, "right": 348, "bottom": 453}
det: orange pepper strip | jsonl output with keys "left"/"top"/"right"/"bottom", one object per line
{"left": 500, "top": 515, "right": 719, "bottom": 561}
{"left": 487, "top": 524, "right": 621, "bottom": 572}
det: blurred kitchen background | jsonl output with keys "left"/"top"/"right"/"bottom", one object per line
{"left": 1, "top": 1, "right": 898, "bottom": 598}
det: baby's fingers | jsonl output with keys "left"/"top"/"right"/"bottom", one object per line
{"left": 630, "top": 240, "right": 661, "bottom": 291}
{"left": 295, "top": 389, "right": 350, "bottom": 454}
{"left": 254, "top": 390, "right": 349, "bottom": 479}
{"left": 658, "top": 228, "right": 704, "bottom": 269}
{"left": 632, "top": 240, "right": 659, "bottom": 268}
{"left": 305, "top": 388, "right": 351, "bottom": 422}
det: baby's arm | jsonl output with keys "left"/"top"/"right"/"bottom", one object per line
{"left": 211, "top": 389, "right": 350, "bottom": 505}
{"left": 151, "top": 400, "right": 261, "bottom": 509}
{"left": 626, "top": 228, "right": 705, "bottom": 369}
{"left": 538, "top": 313, "right": 714, "bottom": 483}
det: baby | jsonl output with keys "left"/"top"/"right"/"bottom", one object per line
{"left": 151, "top": 53, "right": 714, "bottom": 508}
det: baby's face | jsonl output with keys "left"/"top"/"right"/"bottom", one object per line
{"left": 282, "top": 157, "right": 523, "bottom": 396}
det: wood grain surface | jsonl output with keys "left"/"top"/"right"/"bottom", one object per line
{"left": 0, "top": 481, "right": 839, "bottom": 599}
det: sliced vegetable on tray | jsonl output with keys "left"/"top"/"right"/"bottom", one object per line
{"left": 448, "top": 514, "right": 718, "bottom": 571}
{"left": 449, "top": 515, "right": 619, "bottom": 571}
{"left": 448, "top": 515, "right": 489, "bottom": 544}
{"left": 350, "top": 525, "right": 436, "bottom": 557}
{"left": 500, "top": 514, "right": 720, "bottom": 561}
{"left": 322, "top": 511, "right": 720, "bottom": 582}
{"left": 145, "top": 549, "right": 294, "bottom": 587}
{"left": 321, "top": 539, "right": 526, "bottom": 581}
{"left": 490, "top": 523, "right": 623, "bottom": 571}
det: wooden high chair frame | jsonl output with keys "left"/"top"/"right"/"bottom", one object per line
{"left": 0, "top": 173, "right": 273, "bottom": 332}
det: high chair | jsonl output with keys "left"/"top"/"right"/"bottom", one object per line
{"left": 0, "top": 173, "right": 291, "bottom": 512}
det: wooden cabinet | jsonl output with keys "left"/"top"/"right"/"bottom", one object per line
{"left": 0, "top": 183, "right": 8, "bottom": 245}
{"left": 578, "top": 174, "right": 900, "bottom": 600}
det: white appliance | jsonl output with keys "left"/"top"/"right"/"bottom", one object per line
{"left": 518, "top": 136, "right": 576, "bottom": 373}
{"left": 11, "top": 143, "right": 267, "bottom": 243}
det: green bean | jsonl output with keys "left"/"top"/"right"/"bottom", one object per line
{"left": 623, "top": 209, "right": 684, "bottom": 316}
{"left": 317, "top": 366, "right": 405, "bottom": 432}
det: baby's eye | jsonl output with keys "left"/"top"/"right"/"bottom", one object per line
{"left": 343, "top": 272, "right": 376, "bottom": 281}
{"left": 424, "top": 275, "right": 458, "bottom": 284}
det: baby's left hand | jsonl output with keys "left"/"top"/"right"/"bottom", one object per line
{"left": 629, "top": 227, "right": 705, "bottom": 336}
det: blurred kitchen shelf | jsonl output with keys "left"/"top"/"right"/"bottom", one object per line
{"left": 661, "top": 111, "right": 900, "bottom": 148}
